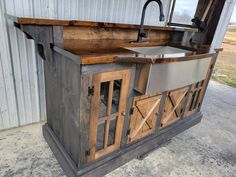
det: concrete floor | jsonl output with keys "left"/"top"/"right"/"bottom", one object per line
{"left": 0, "top": 81, "right": 236, "bottom": 177}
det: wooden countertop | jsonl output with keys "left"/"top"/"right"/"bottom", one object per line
{"left": 60, "top": 42, "right": 212, "bottom": 65}
{"left": 79, "top": 51, "right": 213, "bottom": 65}
{"left": 7, "top": 15, "right": 210, "bottom": 64}
{"left": 8, "top": 15, "right": 198, "bottom": 33}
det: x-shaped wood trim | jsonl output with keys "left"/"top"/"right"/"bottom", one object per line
{"left": 168, "top": 94, "right": 180, "bottom": 117}
{"left": 136, "top": 105, "right": 153, "bottom": 129}
{"left": 162, "top": 89, "right": 188, "bottom": 125}
{"left": 129, "top": 98, "right": 161, "bottom": 139}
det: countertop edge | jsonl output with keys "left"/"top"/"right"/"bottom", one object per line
{"left": 6, "top": 15, "right": 198, "bottom": 33}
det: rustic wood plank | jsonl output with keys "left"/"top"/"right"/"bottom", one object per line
{"left": 114, "top": 70, "right": 131, "bottom": 149}
{"left": 80, "top": 53, "right": 214, "bottom": 65}
{"left": 87, "top": 74, "right": 101, "bottom": 162}
{"left": 79, "top": 74, "right": 93, "bottom": 167}
{"left": 16, "top": 16, "right": 197, "bottom": 32}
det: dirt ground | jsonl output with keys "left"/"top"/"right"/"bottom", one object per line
{"left": 213, "top": 29, "right": 236, "bottom": 88}
{"left": 0, "top": 81, "right": 235, "bottom": 177}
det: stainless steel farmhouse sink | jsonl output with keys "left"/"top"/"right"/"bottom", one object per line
{"left": 126, "top": 46, "right": 212, "bottom": 94}
{"left": 125, "top": 46, "right": 192, "bottom": 57}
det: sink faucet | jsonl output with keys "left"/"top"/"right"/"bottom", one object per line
{"left": 135, "top": 0, "right": 165, "bottom": 43}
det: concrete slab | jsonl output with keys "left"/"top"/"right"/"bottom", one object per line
{"left": 0, "top": 81, "right": 235, "bottom": 177}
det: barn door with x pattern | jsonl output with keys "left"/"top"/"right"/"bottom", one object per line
{"left": 161, "top": 87, "right": 189, "bottom": 128}
{"left": 87, "top": 69, "right": 131, "bottom": 162}
{"left": 127, "top": 94, "right": 162, "bottom": 143}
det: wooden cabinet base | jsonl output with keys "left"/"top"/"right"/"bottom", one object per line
{"left": 43, "top": 112, "right": 202, "bottom": 177}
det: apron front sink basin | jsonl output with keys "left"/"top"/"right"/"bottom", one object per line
{"left": 125, "top": 46, "right": 192, "bottom": 57}
{"left": 129, "top": 46, "right": 212, "bottom": 94}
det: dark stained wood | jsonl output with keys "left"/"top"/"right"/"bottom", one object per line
{"left": 44, "top": 49, "right": 81, "bottom": 166}
{"left": 79, "top": 74, "right": 93, "bottom": 167}
{"left": 15, "top": 16, "right": 198, "bottom": 32}
{"left": 191, "top": 0, "right": 226, "bottom": 45}
{"left": 80, "top": 52, "right": 214, "bottom": 65}
{"left": 63, "top": 26, "right": 173, "bottom": 53}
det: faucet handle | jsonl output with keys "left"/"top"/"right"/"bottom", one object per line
{"left": 140, "top": 32, "right": 148, "bottom": 38}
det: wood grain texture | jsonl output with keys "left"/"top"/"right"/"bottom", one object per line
{"left": 45, "top": 50, "right": 81, "bottom": 166}
{"left": 127, "top": 94, "right": 161, "bottom": 143}
{"left": 80, "top": 53, "right": 214, "bottom": 65}
{"left": 15, "top": 16, "right": 198, "bottom": 32}
{"left": 161, "top": 87, "right": 188, "bottom": 128}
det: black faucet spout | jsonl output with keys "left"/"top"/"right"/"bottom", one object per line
{"left": 136, "top": 0, "right": 165, "bottom": 43}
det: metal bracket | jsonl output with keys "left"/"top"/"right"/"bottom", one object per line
{"left": 88, "top": 86, "right": 94, "bottom": 96}
{"left": 130, "top": 107, "right": 134, "bottom": 115}
{"left": 126, "top": 128, "right": 131, "bottom": 136}
{"left": 20, "top": 25, "right": 54, "bottom": 64}
{"left": 210, "top": 64, "right": 214, "bottom": 69}
{"left": 85, "top": 149, "right": 91, "bottom": 156}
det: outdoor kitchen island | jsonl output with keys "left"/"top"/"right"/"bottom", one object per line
{"left": 7, "top": 6, "right": 223, "bottom": 175}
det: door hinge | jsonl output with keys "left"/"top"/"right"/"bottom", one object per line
{"left": 130, "top": 107, "right": 134, "bottom": 115}
{"left": 127, "top": 128, "right": 131, "bottom": 135}
{"left": 210, "top": 64, "right": 214, "bottom": 69}
{"left": 88, "top": 86, "right": 94, "bottom": 96}
{"left": 85, "top": 149, "right": 91, "bottom": 156}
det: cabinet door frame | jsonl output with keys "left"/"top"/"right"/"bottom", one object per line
{"left": 87, "top": 69, "right": 131, "bottom": 162}
{"left": 127, "top": 94, "right": 162, "bottom": 143}
{"left": 161, "top": 86, "right": 189, "bottom": 127}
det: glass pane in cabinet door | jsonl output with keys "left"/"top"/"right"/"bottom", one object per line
{"left": 96, "top": 123, "right": 105, "bottom": 151}
{"left": 111, "top": 80, "right": 121, "bottom": 114}
{"left": 108, "top": 116, "right": 117, "bottom": 146}
{"left": 99, "top": 82, "right": 109, "bottom": 118}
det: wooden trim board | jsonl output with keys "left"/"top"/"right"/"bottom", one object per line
{"left": 12, "top": 16, "right": 197, "bottom": 32}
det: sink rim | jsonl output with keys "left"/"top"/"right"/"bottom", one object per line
{"left": 124, "top": 45, "right": 192, "bottom": 56}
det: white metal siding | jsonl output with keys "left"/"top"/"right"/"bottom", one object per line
{"left": 0, "top": 0, "right": 171, "bottom": 130}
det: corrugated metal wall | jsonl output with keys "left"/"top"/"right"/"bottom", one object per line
{"left": 0, "top": 0, "right": 172, "bottom": 130}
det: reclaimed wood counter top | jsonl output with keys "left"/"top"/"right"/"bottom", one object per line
{"left": 59, "top": 41, "right": 213, "bottom": 65}
{"left": 9, "top": 15, "right": 198, "bottom": 33}
{"left": 60, "top": 38, "right": 212, "bottom": 65}
{"left": 7, "top": 14, "right": 212, "bottom": 65}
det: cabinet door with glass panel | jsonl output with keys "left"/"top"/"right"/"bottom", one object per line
{"left": 87, "top": 69, "right": 131, "bottom": 162}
